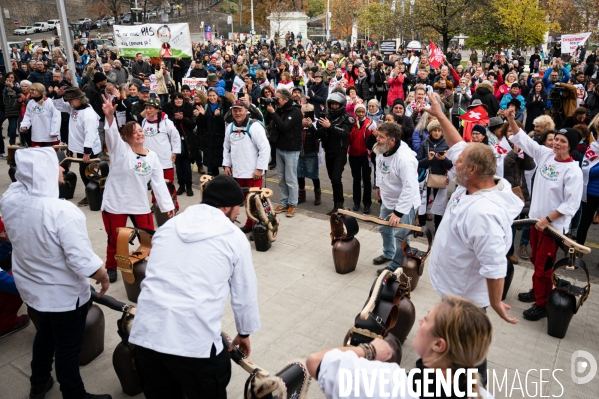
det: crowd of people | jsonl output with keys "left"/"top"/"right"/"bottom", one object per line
{"left": 0, "top": 33, "right": 597, "bottom": 398}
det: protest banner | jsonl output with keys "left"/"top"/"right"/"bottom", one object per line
{"left": 114, "top": 23, "right": 192, "bottom": 58}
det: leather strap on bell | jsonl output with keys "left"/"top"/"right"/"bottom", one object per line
{"left": 329, "top": 212, "right": 360, "bottom": 245}
{"left": 401, "top": 225, "right": 433, "bottom": 276}
{"left": 246, "top": 192, "right": 280, "bottom": 242}
{"left": 84, "top": 162, "right": 103, "bottom": 182}
{"left": 547, "top": 248, "right": 591, "bottom": 314}
{"left": 199, "top": 175, "right": 213, "bottom": 200}
{"left": 115, "top": 227, "right": 154, "bottom": 284}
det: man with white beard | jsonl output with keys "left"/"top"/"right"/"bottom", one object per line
{"left": 371, "top": 122, "right": 421, "bottom": 274}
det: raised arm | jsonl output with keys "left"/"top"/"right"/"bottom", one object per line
{"left": 424, "top": 90, "right": 462, "bottom": 147}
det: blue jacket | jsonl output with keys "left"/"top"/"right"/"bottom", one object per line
{"left": 412, "top": 128, "right": 428, "bottom": 152}
{"left": 587, "top": 163, "right": 599, "bottom": 198}
{"left": 210, "top": 80, "right": 226, "bottom": 97}
{"left": 500, "top": 94, "right": 526, "bottom": 111}
{"left": 0, "top": 270, "right": 19, "bottom": 296}
{"left": 542, "top": 67, "right": 570, "bottom": 109}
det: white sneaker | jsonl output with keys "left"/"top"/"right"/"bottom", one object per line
{"left": 0, "top": 153, "right": 6, "bottom": 160}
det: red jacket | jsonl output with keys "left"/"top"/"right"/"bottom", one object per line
{"left": 387, "top": 74, "right": 405, "bottom": 107}
{"left": 348, "top": 117, "right": 373, "bottom": 157}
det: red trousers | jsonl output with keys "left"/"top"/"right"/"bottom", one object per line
{"left": 0, "top": 272, "right": 23, "bottom": 332}
{"left": 237, "top": 178, "right": 263, "bottom": 228}
{"left": 530, "top": 228, "right": 558, "bottom": 307}
{"left": 151, "top": 168, "right": 179, "bottom": 211}
{"left": 31, "top": 139, "right": 60, "bottom": 150}
{"left": 102, "top": 211, "right": 154, "bottom": 270}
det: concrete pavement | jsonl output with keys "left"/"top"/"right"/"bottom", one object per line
{"left": 0, "top": 155, "right": 598, "bottom": 398}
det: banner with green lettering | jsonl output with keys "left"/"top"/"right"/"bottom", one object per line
{"left": 113, "top": 23, "right": 192, "bottom": 58}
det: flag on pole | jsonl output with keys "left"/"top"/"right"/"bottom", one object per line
{"left": 458, "top": 106, "right": 489, "bottom": 123}
{"left": 429, "top": 41, "right": 445, "bottom": 69}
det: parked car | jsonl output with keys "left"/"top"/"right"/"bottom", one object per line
{"left": 120, "top": 13, "right": 131, "bottom": 24}
{"left": 93, "top": 20, "right": 107, "bottom": 29}
{"left": 33, "top": 22, "right": 50, "bottom": 33}
{"left": 47, "top": 20, "right": 60, "bottom": 30}
{"left": 76, "top": 18, "right": 92, "bottom": 24}
{"left": 13, "top": 26, "right": 35, "bottom": 35}
{"left": 103, "top": 17, "right": 115, "bottom": 26}
{"left": 7, "top": 41, "right": 26, "bottom": 50}
{"left": 93, "top": 39, "right": 116, "bottom": 52}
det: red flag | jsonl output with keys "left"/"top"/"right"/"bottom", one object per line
{"left": 459, "top": 106, "right": 489, "bottom": 123}
{"left": 429, "top": 41, "right": 444, "bottom": 69}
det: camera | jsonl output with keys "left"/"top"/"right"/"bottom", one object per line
{"left": 549, "top": 85, "right": 565, "bottom": 100}
{"left": 260, "top": 97, "right": 277, "bottom": 105}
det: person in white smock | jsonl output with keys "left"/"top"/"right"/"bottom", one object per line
{"left": 0, "top": 147, "right": 111, "bottom": 399}
{"left": 129, "top": 175, "right": 260, "bottom": 399}
{"left": 307, "top": 295, "right": 495, "bottom": 399}
{"left": 99, "top": 95, "right": 175, "bottom": 283}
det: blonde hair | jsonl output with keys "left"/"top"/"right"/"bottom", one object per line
{"left": 301, "top": 103, "right": 314, "bottom": 112}
{"left": 195, "top": 90, "right": 208, "bottom": 106}
{"left": 533, "top": 115, "right": 555, "bottom": 131}
{"left": 281, "top": 71, "right": 291, "bottom": 81}
{"left": 432, "top": 295, "right": 493, "bottom": 398}
{"left": 30, "top": 83, "right": 46, "bottom": 104}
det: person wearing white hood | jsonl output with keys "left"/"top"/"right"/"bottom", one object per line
{"left": 371, "top": 121, "right": 421, "bottom": 275}
{"left": 129, "top": 174, "right": 260, "bottom": 398}
{"left": 100, "top": 95, "right": 175, "bottom": 283}
{"left": 0, "top": 147, "right": 111, "bottom": 399}
{"left": 52, "top": 86, "right": 102, "bottom": 207}
{"left": 424, "top": 93, "right": 522, "bottom": 324}
{"left": 141, "top": 99, "right": 182, "bottom": 212}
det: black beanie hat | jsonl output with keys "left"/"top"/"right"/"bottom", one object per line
{"left": 556, "top": 128, "right": 581, "bottom": 152}
{"left": 202, "top": 175, "right": 244, "bottom": 208}
{"left": 472, "top": 124, "right": 487, "bottom": 136}
{"left": 392, "top": 98, "right": 405, "bottom": 108}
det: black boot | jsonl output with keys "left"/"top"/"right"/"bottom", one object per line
{"left": 186, "top": 182, "right": 194, "bottom": 196}
{"left": 29, "top": 377, "right": 54, "bottom": 399}
{"left": 176, "top": 182, "right": 185, "bottom": 196}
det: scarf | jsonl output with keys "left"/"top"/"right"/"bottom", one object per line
{"left": 209, "top": 102, "right": 219, "bottom": 114}
{"left": 582, "top": 141, "right": 599, "bottom": 201}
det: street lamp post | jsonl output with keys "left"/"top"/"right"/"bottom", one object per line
{"left": 0, "top": 11, "right": 12, "bottom": 73}
{"left": 250, "top": 0, "right": 255, "bottom": 36}
{"left": 56, "top": 0, "right": 78, "bottom": 87}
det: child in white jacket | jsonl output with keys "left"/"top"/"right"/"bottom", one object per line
{"left": 20, "top": 83, "right": 61, "bottom": 147}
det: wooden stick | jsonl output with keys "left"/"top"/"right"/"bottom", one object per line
{"left": 8, "top": 144, "right": 67, "bottom": 150}
{"left": 59, "top": 157, "right": 101, "bottom": 165}
{"left": 519, "top": 218, "right": 591, "bottom": 254}
{"left": 337, "top": 209, "right": 422, "bottom": 232}
{"left": 239, "top": 359, "right": 270, "bottom": 378}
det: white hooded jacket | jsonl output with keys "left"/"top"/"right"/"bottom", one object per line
{"left": 52, "top": 99, "right": 102, "bottom": 155}
{"left": 129, "top": 204, "right": 260, "bottom": 358}
{"left": 141, "top": 113, "right": 181, "bottom": 169}
{"left": 0, "top": 148, "right": 103, "bottom": 312}
{"left": 428, "top": 141, "right": 524, "bottom": 308}
{"left": 20, "top": 98, "right": 61, "bottom": 143}
{"left": 376, "top": 141, "right": 421, "bottom": 214}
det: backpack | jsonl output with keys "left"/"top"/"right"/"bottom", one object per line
{"left": 228, "top": 118, "right": 264, "bottom": 139}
